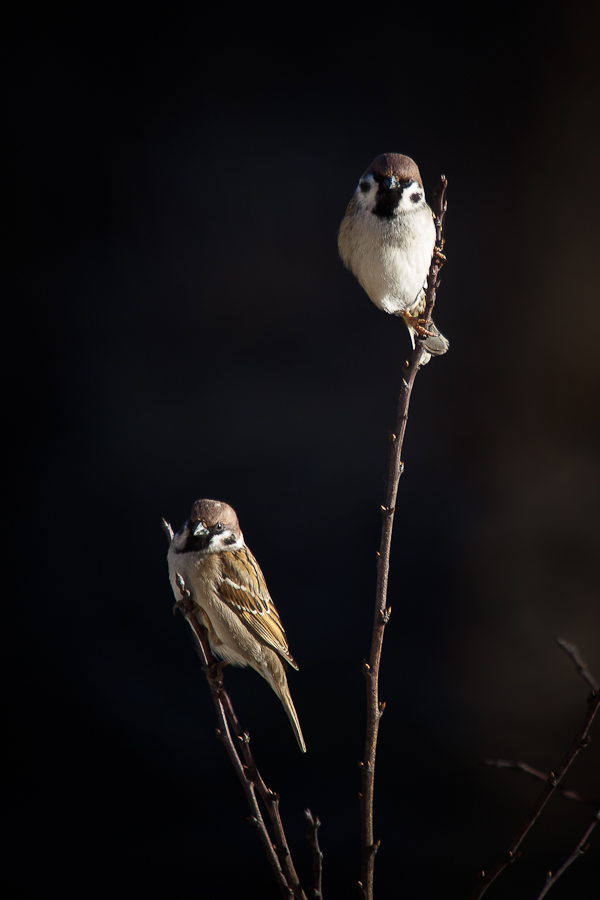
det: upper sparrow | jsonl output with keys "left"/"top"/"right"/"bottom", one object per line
{"left": 338, "top": 152, "right": 449, "bottom": 362}
{"left": 166, "top": 498, "right": 306, "bottom": 752}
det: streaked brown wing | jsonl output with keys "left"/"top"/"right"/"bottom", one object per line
{"left": 217, "top": 546, "right": 298, "bottom": 669}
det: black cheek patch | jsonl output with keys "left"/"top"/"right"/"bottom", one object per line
{"left": 224, "top": 533, "right": 238, "bottom": 545}
{"left": 410, "top": 192, "right": 422, "bottom": 203}
{"left": 359, "top": 181, "right": 371, "bottom": 192}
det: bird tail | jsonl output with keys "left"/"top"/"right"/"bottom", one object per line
{"left": 260, "top": 654, "right": 307, "bottom": 753}
{"left": 278, "top": 683, "right": 307, "bottom": 753}
{"left": 280, "top": 684, "right": 306, "bottom": 753}
{"left": 406, "top": 316, "right": 449, "bottom": 364}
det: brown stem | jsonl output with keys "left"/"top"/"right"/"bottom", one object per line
{"left": 470, "top": 686, "right": 600, "bottom": 899}
{"left": 534, "top": 810, "right": 599, "bottom": 899}
{"left": 171, "top": 572, "right": 307, "bottom": 900}
{"left": 304, "top": 809, "right": 324, "bottom": 899}
{"left": 359, "top": 176, "right": 448, "bottom": 900}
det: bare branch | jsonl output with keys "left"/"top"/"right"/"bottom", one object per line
{"left": 557, "top": 639, "right": 600, "bottom": 692}
{"left": 304, "top": 809, "right": 324, "bottom": 900}
{"left": 482, "top": 759, "right": 594, "bottom": 807}
{"left": 360, "top": 176, "right": 448, "bottom": 900}
{"left": 535, "top": 810, "right": 599, "bottom": 899}
{"left": 172, "top": 570, "right": 307, "bottom": 900}
{"left": 470, "top": 685, "right": 600, "bottom": 899}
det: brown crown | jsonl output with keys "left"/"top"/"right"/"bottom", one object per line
{"left": 363, "top": 153, "right": 423, "bottom": 186}
{"left": 190, "top": 498, "right": 240, "bottom": 531}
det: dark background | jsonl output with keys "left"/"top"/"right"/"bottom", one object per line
{"left": 8, "top": 2, "right": 600, "bottom": 898}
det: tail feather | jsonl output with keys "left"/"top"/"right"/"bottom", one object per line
{"left": 260, "top": 653, "right": 307, "bottom": 753}
{"left": 278, "top": 685, "right": 306, "bottom": 753}
{"left": 406, "top": 316, "right": 449, "bottom": 365}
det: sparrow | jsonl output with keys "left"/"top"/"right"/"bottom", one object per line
{"left": 166, "top": 498, "right": 306, "bottom": 753}
{"left": 338, "top": 152, "right": 449, "bottom": 363}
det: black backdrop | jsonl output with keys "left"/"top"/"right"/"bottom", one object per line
{"left": 8, "top": 3, "right": 600, "bottom": 898}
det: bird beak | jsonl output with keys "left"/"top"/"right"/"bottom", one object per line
{"left": 193, "top": 523, "right": 210, "bottom": 538}
{"left": 382, "top": 175, "right": 398, "bottom": 190}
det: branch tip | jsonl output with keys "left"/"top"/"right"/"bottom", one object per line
{"left": 557, "top": 638, "right": 600, "bottom": 691}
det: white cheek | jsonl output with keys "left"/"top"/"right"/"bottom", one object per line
{"left": 398, "top": 182, "right": 424, "bottom": 212}
{"left": 355, "top": 173, "right": 377, "bottom": 211}
{"left": 209, "top": 531, "right": 244, "bottom": 553}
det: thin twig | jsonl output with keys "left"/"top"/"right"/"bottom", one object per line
{"left": 470, "top": 686, "right": 600, "bottom": 898}
{"left": 359, "top": 176, "right": 448, "bottom": 900}
{"left": 482, "top": 759, "right": 594, "bottom": 807}
{"left": 557, "top": 639, "right": 600, "bottom": 691}
{"left": 304, "top": 809, "right": 324, "bottom": 899}
{"left": 535, "top": 810, "right": 599, "bottom": 899}
{"left": 171, "top": 569, "right": 307, "bottom": 900}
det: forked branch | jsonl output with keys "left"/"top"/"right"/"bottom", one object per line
{"left": 470, "top": 644, "right": 600, "bottom": 899}
{"left": 535, "top": 810, "right": 599, "bottom": 899}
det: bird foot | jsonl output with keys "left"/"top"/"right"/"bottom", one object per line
{"left": 402, "top": 311, "right": 433, "bottom": 338}
{"left": 172, "top": 598, "right": 191, "bottom": 616}
{"left": 433, "top": 247, "right": 446, "bottom": 266}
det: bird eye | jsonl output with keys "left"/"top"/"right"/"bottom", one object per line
{"left": 359, "top": 180, "right": 371, "bottom": 192}
{"left": 214, "top": 522, "right": 224, "bottom": 533}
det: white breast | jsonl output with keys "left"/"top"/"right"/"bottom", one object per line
{"left": 340, "top": 203, "right": 435, "bottom": 315}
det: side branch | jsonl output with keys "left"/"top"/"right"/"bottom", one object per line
{"left": 359, "top": 176, "right": 448, "bottom": 900}
{"left": 482, "top": 759, "right": 594, "bottom": 807}
{"left": 171, "top": 571, "right": 307, "bottom": 900}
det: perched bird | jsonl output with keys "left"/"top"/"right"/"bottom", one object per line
{"left": 167, "top": 498, "right": 306, "bottom": 752}
{"left": 338, "top": 152, "right": 449, "bottom": 362}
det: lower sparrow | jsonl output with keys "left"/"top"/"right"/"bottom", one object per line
{"left": 166, "top": 499, "right": 306, "bottom": 753}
